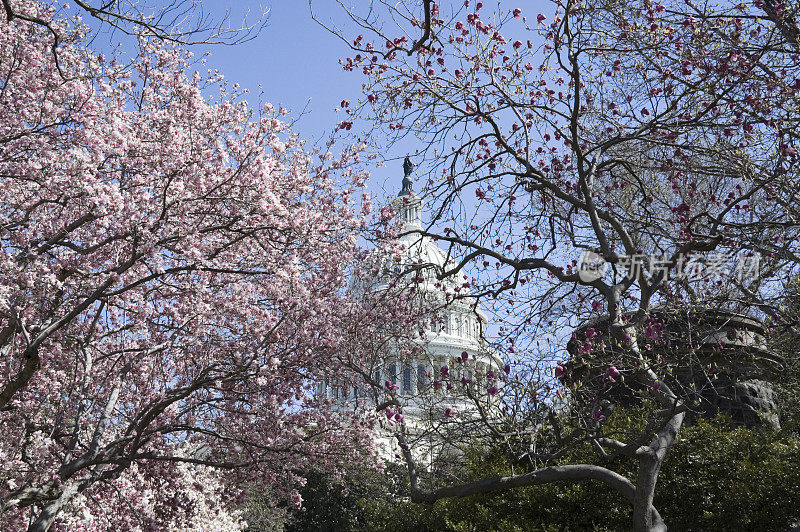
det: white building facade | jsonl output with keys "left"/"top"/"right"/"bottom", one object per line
{"left": 318, "top": 171, "right": 502, "bottom": 463}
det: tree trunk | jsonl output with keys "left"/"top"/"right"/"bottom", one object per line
{"left": 631, "top": 410, "right": 685, "bottom": 531}
{"left": 27, "top": 482, "right": 79, "bottom": 532}
{"left": 632, "top": 456, "right": 668, "bottom": 532}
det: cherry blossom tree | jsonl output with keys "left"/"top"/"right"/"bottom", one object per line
{"left": 2, "top": 0, "right": 267, "bottom": 66}
{"left": 0, "top": 3, "right": 377, "bottom": 530}
{"left": 321, "top": 0, "right": 800, "bottom": 530}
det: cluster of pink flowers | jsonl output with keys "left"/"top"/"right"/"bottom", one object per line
{"left": 0, "top": 2, "right": 382, "bottom": 528}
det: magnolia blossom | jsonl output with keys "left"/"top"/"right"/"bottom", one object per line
{"left": 0, "top": 3, "right": 377, "bottom": 529}
{"left": 327, "top": 0, "right": 800, "bottom": 528}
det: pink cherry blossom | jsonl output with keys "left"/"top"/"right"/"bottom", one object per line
{"left": 0, "top": 4, "right": 378, "bottom": 528}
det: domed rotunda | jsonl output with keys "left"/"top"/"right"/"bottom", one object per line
{"left": 317, "top": 162, "right": 502, "bottom": 463}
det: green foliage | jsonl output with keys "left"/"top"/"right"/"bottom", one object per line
{"left": 656, "top": 419, "right": 800, "bottom": 531}
{"left": 243, "top": 411, "right": 800, "bottom": 531}
{"left": 283, "top": 469, "right": 378, "bottom": 532}
{"left": 365, "top": 413, "right": 800, "bottom": 531}
{"left": 770, "top": 276, "right": 800, "bottom": 434}
{"left": 243, "top": 462, "right": 444, "bottom": 532}
{"left": 241, "top": 484, "right": 288, "bottom": 532}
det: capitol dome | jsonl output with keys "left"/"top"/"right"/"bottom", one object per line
{"left": 365, "top": 174, "right": 461, "bottom": 294}
{"left": 318, "top": 164, "right": 502, "bottom": 463}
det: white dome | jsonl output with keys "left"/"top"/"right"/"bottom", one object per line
{"left": 367, "top": 191, "right": 464, "bottom": 294}
{"left": 320, "top": 174, "right": 502, "bottom": 466}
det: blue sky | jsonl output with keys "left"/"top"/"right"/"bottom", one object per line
{"left": 186, "top": 2, "right": 360, "bottom": 143}
{"left": 84, "top": 0, "right": 554, "bottom": 200}
{"left": 189, "top": 1, "right": 410, "bottom": 199}
{"left": 84, "top": 1, "right": 552, "bottom": 200}
{"left": 90, "top": 2, "right": 358, "bottom": 138}
{"left": 86, "top": 1, "right": 408, "bottom": 193}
